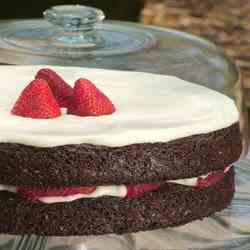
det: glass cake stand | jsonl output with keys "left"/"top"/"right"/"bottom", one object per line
{"left": 0, "top": 5, "right": 249, "bottom": 250}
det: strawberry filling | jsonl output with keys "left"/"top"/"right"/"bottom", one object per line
{"left": 126, "top": 183, "right": 161, "bottom": 199}
{"left": 196, "top": 170, "right": 225, "bottom": 188}
{"left": 17, "top": 186, "right": 96, "bottom": 199}
{"left": 16, "top": 167, "right": 230, "bottom": 201}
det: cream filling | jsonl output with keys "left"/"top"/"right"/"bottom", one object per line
{"left": 0, "top": 167, "right": 231, "bottom": 204}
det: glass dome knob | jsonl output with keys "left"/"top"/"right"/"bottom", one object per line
{"left": 43, "top": 5, "right": 105, "bottom": 48}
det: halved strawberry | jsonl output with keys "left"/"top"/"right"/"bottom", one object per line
{"left": 68, "top": 78, "right": 115, "bottom": 116}
{"left": 126, "top": 183, "right": 161, "bottom": 199}
{"left": 18, "top": 186, "right": 96, "bottom": 200}
{"left": 11, "top": 79, "right": 61, "bottom": 119}
{"left": 35, "top": 68, "right": 73, "bottom": 107}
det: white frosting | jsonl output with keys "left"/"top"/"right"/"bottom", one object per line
{"left": 0, "top": 65, "right": 238, "bottom": 147}
{"left": 0, "top": 167, "right": 231, "bottom": 203}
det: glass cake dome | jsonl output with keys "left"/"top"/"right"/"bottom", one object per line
{"left": 0, "top": 5, "right": 156, "bottom": 58}
{"left": 0, "top": 4, "right": 249, "bottom": 250}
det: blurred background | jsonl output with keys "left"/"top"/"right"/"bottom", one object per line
{"left": 0, "top": 1, "right": 143, "bottom": 21}
{"left": 1, "top": 0, "right": 250, "bottom": 102}
{"left": 140, "top": 0, "right": 250, "bottom": 106}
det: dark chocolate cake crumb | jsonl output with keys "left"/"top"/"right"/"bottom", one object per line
{"left": 0, "top": 123, "right": 241, "bottom": 187}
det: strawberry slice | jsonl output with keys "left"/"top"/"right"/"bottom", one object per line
{"left": 68, "top": 78, "right": 115, "bottom": 116}
{"left": 11, "top": 79, "right": 61, "bottom": 119}
{"left": 35, "top": 68, "right": 73, "bottom": 107}
{"left": 126, "top": 183, "right": 161, "bottom": 199}
{"left": 196, "top": 170, "right": 225, "bottom": 188}
{"left": 18, "top": 186, "right": 96, "bottom": 199}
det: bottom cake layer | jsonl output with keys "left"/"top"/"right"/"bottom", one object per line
{"left": 0, "top": 168, "right": 235, "bottom": 236}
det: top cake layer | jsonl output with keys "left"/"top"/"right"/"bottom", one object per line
{"left": 0, "top": 65, "right": 238, "bottom": 147}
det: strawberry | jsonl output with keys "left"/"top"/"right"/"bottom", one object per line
{"left": 35, "top": 68, "right": 73, "bottom": 107}
{"left": 126, "top": 183, "right": 161, "bottom": 199}
{"left": 196, "top": 170, "right": 225, "bottom": 188}
{"left": 18, "top": 186, "right": 96, "bottom": 200}
{"left": 11, "top": 79, "right": 61, "bottom": 119}
{"left": 68, "top": 78, "right": 115, "bottom": 116}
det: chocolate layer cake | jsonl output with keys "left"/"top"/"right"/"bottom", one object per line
{"left": 0, "top": 66, "right": 242, "bottom": 236}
